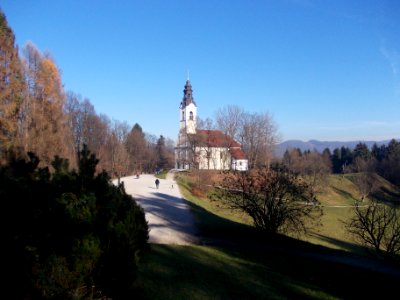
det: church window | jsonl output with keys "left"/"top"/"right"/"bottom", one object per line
{"left": 189, "top": 111, "right": 194, "bottom": 120}
{"left": 182, "top": 111, "right": 185, "bottom": 120}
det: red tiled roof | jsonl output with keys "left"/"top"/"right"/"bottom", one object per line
{"left": 189, "top": 129, "right": 247, "bottom": 160}
{"left": 194, "top": 129, "right": 241, "bottom": 148}
{"left": 229, "top": 147, "right": 247, "bottom": 160}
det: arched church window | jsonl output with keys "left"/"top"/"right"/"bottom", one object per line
{"left": 189, "top": 111, "right": 193, "bottom": 120}
{"left": 182, "top": 111, "right": 185, "bottom": 120}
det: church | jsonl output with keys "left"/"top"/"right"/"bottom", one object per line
{"left": 175, "top": 80, "right": 248, "bottom": 171}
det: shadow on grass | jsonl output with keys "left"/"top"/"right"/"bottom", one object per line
{"left": 309, "top": 231, "right": 368, "bottom": 255}
{"left": 332, "top": 186, "right": 358, "bottom": 202}
{"left": 136, "top": 242, "right": 400, "bottom": 300}
{"left": 181, "top": 197, "right": 400, "bottom": 276}
{"left": 372, "top": 186, "right": 400, "bottom": 203}
{"left": 134, "top": 187, "right": 400, "bottom": 299}
{"left": 182, "top": 197, "right": 259, "bottom": 245}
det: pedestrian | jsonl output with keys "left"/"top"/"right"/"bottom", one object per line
{"left": 155, "top": 178, "right": 160, "bottom": 189}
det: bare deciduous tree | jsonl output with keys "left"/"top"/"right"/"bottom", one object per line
{"left": 216, "top": 167, "right": 322, "bottom": 235}
{"left": 284, "top": 149, "right": 331, "bottom": 198}
{"left": 215, "top": 105, "right": 280, "bottom": 169}
{"left": 347, "top": 200, "right": 400, "bottom": 257}
{"left": 215, "top": 104, "right": 244, "bottom": 140}
{"left": 351, "top": 156, "right": 379, "bottom": 202}
{"left": 239, "top": 112, "right": 279, "bottom": 169}
{"left": 109, "top": 120, "right": 130, "bottom": 179}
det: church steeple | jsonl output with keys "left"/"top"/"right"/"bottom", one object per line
{"left": 180, "top": 80, "right": 196, "bottom": 108}
{"left": 179, "top": 79, "right": 197, "bottom": 135}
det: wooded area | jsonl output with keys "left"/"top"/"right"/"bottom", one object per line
{"left": 0, "top": 11, "right": 175, "bottom": 177}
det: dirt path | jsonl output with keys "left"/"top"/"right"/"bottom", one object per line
{"left": 114, "top": 172, "right": 198, "bottom": 245}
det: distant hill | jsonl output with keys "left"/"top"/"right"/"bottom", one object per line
{"left": 274, "top": 139, "right": 394, "bottom": 157}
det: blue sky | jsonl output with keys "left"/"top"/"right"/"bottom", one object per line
{"left": 1, "top": 0, "right": 399, "bottom": 142}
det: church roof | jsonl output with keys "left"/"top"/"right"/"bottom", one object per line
{"left": 229, "top": 147, "right": 247, "bottom": 160}
{"left": 191, "top": 129, "right": 248, "bottom": 160}
{"left": 195, "top": 129, "right": 241, "bottom": 148}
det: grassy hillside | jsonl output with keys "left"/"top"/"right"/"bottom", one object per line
{"left": 135, "top": 243, "right": 399, "bottom": 300}
{"left": 133, "top": 171, "right": 400, "bottom": 299}
{"left": 302, "top": 174, "right": 400, "bottom": 252}
{"left": 174, "top": 171, "right": 400, "bottom": 252}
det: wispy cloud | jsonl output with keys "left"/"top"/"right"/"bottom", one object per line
{"left": 380, "top": 43, "right": 400, "bottom": 76}
{"left": 380, "top": 41, "right": 400, "bottom": 96}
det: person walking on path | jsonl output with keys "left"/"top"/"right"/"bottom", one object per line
{"left": 113, "top": 172, "right": 198, "bottom": 245}
{"left": 155, "top": 178, "right": 160, "bottom": 189}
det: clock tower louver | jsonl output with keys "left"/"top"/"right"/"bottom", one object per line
{"left": 175, "top": 80, "right": 197, "bottom": 169}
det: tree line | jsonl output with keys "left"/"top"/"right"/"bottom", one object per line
{"left": 282, "top": 139, "right": 400, "bottom": 187}
{"left": 0, "top": 10, "right": 174, "bottom": 177}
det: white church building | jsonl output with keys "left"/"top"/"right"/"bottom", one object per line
{"left": 175, "top": 80, "right": 248, "bottom": 171}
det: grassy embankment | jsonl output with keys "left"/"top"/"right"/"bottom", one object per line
{"left": 305, "top": 173, "right": 400, "bottom": 252}
{"left": 134, "top": 171, "right": 400, "bottom": 299}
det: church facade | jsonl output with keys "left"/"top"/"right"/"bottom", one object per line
{"left": 175, "top": 80, "right": 248, "bottom": 171}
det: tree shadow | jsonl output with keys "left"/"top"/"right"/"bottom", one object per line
{"left": 134, "top": 192, "right": 199, "bottom": 244}
{"left": 309, "top": 231, "right": 367, "bottom": 254}
{"left": 332, "top": 186, "right": 358, "bottom": 202}
{"left": 372, "top": 186, "right": 400, "bottom": 203}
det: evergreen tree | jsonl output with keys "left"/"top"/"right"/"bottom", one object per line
{"left": 331, "top": 148, "right": 342, "bottom": 173}
{"left": 353, "top": 142, "right": 371, "bottom": 160}
{"left": 1, "top": 147, "right": 148, "bottom": 299}
{"left": 156, "top": 135, "right": 168, "bottom": 170}
{"left": 371, "top": 143, "right": 386, "bottom": 162}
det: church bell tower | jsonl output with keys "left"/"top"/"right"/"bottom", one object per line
{"left": 179, "top": 79, "right": 197, "bottom": 134}
{"left": 175, "top": 79, "right": 197, "bottom": 169}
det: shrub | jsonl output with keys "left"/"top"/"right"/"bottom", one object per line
{"left": 1, "top": 146, "right": 148, "bottom": 299}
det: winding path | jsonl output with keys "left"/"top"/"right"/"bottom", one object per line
{"left": 114, "top": 171, "right": 198, "bottom": 245}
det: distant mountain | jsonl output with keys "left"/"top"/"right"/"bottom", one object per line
{"left": 275, "top": 139, "right": 394, "bottom": 157}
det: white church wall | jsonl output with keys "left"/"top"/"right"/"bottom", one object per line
{"left": 232, "top": 159, "right": 248, "bottom": 171}
{"left": 196, "top": 147, "right": 231, "bottom": 170}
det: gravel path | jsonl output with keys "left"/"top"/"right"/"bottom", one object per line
{"left": 114, "top": 172, "right": 198, "bottom": 245}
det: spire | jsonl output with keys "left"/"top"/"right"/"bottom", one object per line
{"left": 180, "top": 79, "right": 196, "bottom": 108}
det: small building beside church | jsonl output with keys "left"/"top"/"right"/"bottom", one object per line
{"left": 175, "top": 80, "right": 248, "bottom": 171}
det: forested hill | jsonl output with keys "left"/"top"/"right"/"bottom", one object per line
{"left": 275, "top": 139, "right": 394, "bottom": 157}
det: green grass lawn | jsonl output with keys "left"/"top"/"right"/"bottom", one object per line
{"left": 155, "top": 169, "right": 169, "bottom": 179}
{"left": 133, "top": 172, "right": 400, "bottom": 299}
{"left": 299, "top": 174, "right": 400, "bottom": 252}
{"left": 135, "top": 244, "right": 335, "bottom": 300}
{"left": 175, "top": 173, "right": 367, "bottom": 252}
{"left": 135, "top": 243, "right": 399, "bottom": 300}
